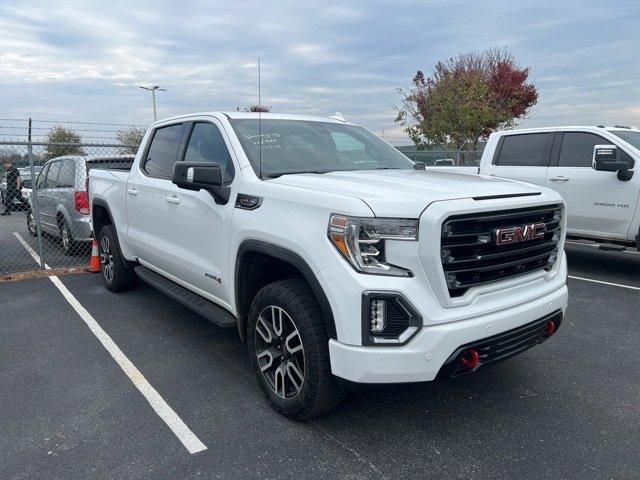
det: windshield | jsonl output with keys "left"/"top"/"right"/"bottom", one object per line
{"left": 230, "top": 119, "right": 413, "bottom": 177}
{"left": 609, "top": 130, "right": 640, "bottom": 151}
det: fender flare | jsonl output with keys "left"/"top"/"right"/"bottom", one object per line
{"left": 235, "top": 240, "right": 337, "bottom": 342}
{"left": 91, "top": 198, "right": 115, "bottom": 236}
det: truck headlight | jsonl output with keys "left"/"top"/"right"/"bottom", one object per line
{"left": 328, "top": 214, "right": 418, "bottom": 277}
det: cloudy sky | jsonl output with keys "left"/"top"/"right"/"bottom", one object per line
{"left": 1, "top": 0, "right": 638, "bottom": 142}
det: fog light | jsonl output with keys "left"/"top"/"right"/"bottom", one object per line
{"left": 370, "top": 299, "right": 386, "bottom": 333}
{"left": 362, "top": 292, "right": 422, "bottom": 346}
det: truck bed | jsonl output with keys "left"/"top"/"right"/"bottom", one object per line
{"left": 88, "top": 168, "right": 131, "bottom": 236}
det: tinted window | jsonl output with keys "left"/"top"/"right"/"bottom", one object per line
{"left": 36, "top": 164, "right": 50, "bottom": 189}
{"left": 184, "top": 123, "right": 234, "bottom": 182}
{"left": 495, "top": 133, "right": 552, "bottom": 166}
{"left": 45, "top": 161, "right": 61, "bottom": 188}
{"left": 57, "top": 159, "right": 76, "bottom": 188}
{"left": 144, "top": 123, "right": 186, "bottom": 179}
{"left": 558, "top": 132, "right": 607, "bottom": 167}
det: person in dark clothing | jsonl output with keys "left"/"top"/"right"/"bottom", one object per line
{"left": 2, "top": 161, "right": 29, "bottom": 215}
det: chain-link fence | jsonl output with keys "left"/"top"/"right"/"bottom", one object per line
{"left": 0, "top": 118, "right": 143, "bottom": 277}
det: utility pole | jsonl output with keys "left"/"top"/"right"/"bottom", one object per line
{"left": 138, "top": 85, "right": 166, "bottom": 121}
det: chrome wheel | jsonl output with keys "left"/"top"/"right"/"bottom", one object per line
{"left": 255, "top": 305, "right": 305, "bottom": 399}
{"left": 61, "top": 223, "right": 71, "bottom": 251}
{"left": 100, "top": 235, "right": 114, "bottom": 283}
{"left": 27, "top": 211, "right": 36, "bottom": 235}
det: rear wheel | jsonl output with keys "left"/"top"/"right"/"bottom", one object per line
{"left": 26, "top": 210, "right": 37, "bottom": 236}
{"left": 59, "top": 219, "right": 77, "bottom": 255}
{"left": 97, "top": 224, "right": 136, "bottom": 292}
{"left": 247, "top": 279, "right": 344, "bottom": 420}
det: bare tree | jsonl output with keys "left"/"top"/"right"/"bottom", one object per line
{"left": 44, "top": 126, "right": 84, "bottom": 160}
{"left": 116, "top": 126, "right": 146, "bottom": 154}
{"left": 247, "top": 105, "right": 270, "bottom": 112}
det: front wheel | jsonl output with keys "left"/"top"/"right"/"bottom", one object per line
{"left": 247, "top": 279, "right": 344, "bottom": 420}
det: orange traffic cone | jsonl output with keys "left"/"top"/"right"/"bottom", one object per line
{"left": 88, "top": 239, "right": 101, "bottom": 273}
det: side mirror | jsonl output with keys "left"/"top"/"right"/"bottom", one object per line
{"left": 172, "top": 161, "right": 222, "bottom": 191}
{"left": 592, "top": 145, "right": 630, "bottom": 172}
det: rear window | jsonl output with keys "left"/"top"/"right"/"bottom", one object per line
{"left": 143, "top": 124, "right": 186, "bottom": 179}
{"left": 86, "top": 157, "right": 135, "bottom": 174}
{"left": 495, "top": 133, "right": 553, "bottom": 167}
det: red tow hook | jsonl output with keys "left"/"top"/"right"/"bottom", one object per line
{"left": 459, "top": 348, "right": 479, "bottom": 370}
{"left": 543, "top": 320, "right": 556, "bottom": 337}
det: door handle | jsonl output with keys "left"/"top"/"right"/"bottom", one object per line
{"left": 165, "top": 195, "right": 181, "bottom": 205}
{"left": 127, "top": 188, "right": 138, "bottom": 195}
{"left": 549, "top": 176, "right": 569, "bottom": 182}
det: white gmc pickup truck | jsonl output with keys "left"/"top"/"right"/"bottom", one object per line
{"left": 89, "top": 112, "right": 568, "bottom": 419}
{"left": 425, "top": 126, "right": 640, "bottom": 250}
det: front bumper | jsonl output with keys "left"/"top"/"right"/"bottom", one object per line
{"left": 328, "top": 282, "right": 568, "bottom": 383}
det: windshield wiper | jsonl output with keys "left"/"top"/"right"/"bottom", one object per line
{"left": 263, "top": 170, "right": 332, "bottom": 179}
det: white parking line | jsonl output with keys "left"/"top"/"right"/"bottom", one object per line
{"left": 13, "top": 232, "right": 51, "bottom": 269}
{"left": 13, "top": 232, "right": 207, "bottom": 455}
{"left": 566, "top": 240, "right": 640, "bottom": 255}
{"left": 568, "top": 275, "right": 640, "bottom": 291}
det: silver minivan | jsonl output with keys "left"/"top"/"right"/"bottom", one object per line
{"left": 27, "top": 155, "right": 134, "bottom": 254}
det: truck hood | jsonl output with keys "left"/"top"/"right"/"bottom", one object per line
{"left": 270, "top": 169, "right": 542, "bottom": 217}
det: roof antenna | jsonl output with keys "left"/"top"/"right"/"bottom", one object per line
{"left": 258, "top": 58, "right": 262, "bottom": 179}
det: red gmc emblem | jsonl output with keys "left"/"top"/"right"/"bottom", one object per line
{"left": 495, "top": 222, "right": 546, "bottom": 245}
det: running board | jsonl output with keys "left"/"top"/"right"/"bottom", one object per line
{"left": 134, "top": 266, "right": 236, "bottom": 328}
{"left": 598, "top": 243, "right": 626, "bottom": 252}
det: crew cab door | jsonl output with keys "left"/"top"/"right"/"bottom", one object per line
{"left": 483, "top": 132, "right": 554, "bottom": 186}
{"left": 125, "top": 119, "right": 237, "bottom": 308}
{"left": 545, "top": 131, "right": 637, "bottom": 238}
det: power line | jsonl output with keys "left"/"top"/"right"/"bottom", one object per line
{"left": 0, "top": 118, "right": 146, "bottom": 127}
{"left": 0, "top": 126, "right": 138, "bottom": 133}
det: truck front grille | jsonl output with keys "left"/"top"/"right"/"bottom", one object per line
{"left": 440, "top": 204, "right": 562, "bottom": 297}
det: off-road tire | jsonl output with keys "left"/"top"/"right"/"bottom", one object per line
{"left": 247, "top": 279, "right": 344, "bottom": 420}
{"left": 98, "top": 224, "right": 137, "bottom": 292}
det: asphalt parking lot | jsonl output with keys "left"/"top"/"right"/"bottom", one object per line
{"left": 0, "top": 211, "right": 88, "bottom": 276}
{"left": 1, "top": 242, "right": 639, "bottom": 479}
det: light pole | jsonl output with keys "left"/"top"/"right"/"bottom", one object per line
{"left": 138, "top": 85, "right": 166, "bottom": 121}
